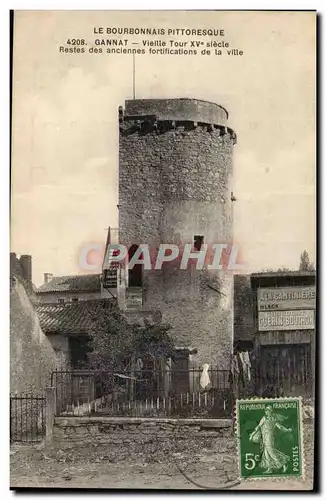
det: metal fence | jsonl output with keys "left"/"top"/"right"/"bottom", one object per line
{"left": 10, "top": 393, "right": 46, "bottom": 443}
{"left": 51, "top": 368, "right": 233, "bottom": 419}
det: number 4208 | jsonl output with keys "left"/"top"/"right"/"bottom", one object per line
{"left": 66, "top": 39, "right": 86, "bottom": 45}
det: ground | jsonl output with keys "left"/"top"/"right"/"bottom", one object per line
{"left": 10, "top": 421, "right": 314, "bottom": 490}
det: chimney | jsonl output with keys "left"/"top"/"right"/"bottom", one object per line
{"left": 44, "top": 273, "right": 54, "bottom": 284}
{"left": 19, "top": 255, "right": 32, "bottom": 283}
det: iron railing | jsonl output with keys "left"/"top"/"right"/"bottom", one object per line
{"left": 10, "top": 393, "right": 46, "bottom": 443}
{"left": 51, "top": 368, "right": 233, "bottom": 419}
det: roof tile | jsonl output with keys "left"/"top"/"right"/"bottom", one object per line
{"left": 36, "top": 274, "right": 101, "bottom": 294}
{"left": 35, "top": 298, "right": 116, "bottom": 334}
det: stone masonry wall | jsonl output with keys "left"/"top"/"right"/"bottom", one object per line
{"left": 53, "top": 417, "right": 233, "bottom": 455}
{"left": 46, "top": 333, "right": 71, "bottom": 367}
{"left": 10, "top": 279, "right": 60, "bottom": 394}
{"left": 124, "top": 98, "right": 229, "bottom": 125}
{"left": 119, "top": 125, "right": 234, "bottom": 246}
{"left": 119, "top": 100, "right": 236, "bottom": 368}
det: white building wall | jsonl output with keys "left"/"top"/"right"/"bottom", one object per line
{"left": 36, "top": 291, "right": 102, "bottom": 304}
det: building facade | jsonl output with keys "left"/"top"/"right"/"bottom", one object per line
{"left": 115, "top": 98, "right": 237, "bottom": 369}
{"left": 35, "top": 298, "right": 116, "bottom": 368}
{"left": 233, "top": 274, "right": 254, "bottom": 353}
{"left": 36, "top": 274, "right": 103, "bottom": 304}
{"left": 251, "top": 271, "right": 316, "bottom": 398}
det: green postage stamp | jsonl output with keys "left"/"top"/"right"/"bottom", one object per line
{"left": 236, "top": 397, "right": 304, "bottom": 480}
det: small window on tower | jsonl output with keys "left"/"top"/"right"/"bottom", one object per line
{"left": 194, "top": 235, "right": 204, "bottom": 251}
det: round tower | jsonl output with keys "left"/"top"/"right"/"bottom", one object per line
{"left": 118, "top": 98, "right": 237, "bottom": 369}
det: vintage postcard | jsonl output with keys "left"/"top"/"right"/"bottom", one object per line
{"left": 10, "top": 10, "right": 316, "bottom": 490}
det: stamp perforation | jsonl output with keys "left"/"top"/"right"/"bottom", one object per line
{"left": 235, "top": 396, "right": 306, "bottom": 482}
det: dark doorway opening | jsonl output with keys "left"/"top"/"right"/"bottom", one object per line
{"left": 258, "top": 343, "right": 312, "bottom": 398}
{"left": 171, "top": 352, "right": 190, "bottom": 393}
{"left": 194, "top": 235, "right": 204, "bottom": 251}
{"left": 128, "top": 244, "right": 143, "bottom": 287}
{"left": 135, "top": 355, "right": 157, "bottom": 400}
{"left": 69, "top": 335, "right": 91, "bottom": 369}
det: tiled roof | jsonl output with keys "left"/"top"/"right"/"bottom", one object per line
{"left": 36, "top": 274, "right": 102, "bottom": 294}
{"left": 251, "top": 271, "right": 316, "bottom": 278}
{"left": 35, "top": 298, "right": 116, "bottom": 334}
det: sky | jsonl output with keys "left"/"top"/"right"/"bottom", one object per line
{"left": 10, "top": 10, "right": 316, "bottom": 285}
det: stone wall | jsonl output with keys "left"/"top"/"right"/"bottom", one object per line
{"left": 119, "top": 98, "right": 236, "bottom": 368}
{"left": 124, "top": 98, "right": 229, "bottom": 126}
{"left": 10, "top": 278, "right": 60, "bottom": 393}
{"left": 47, "top": 334, "right": 70, "bottom": 367}
{"left": 119, "top": 123, "right": 234, "bottom": 247}
{"left": 53, "top": 416, "right": 233, "bottom": 454}
{"left": 233, "top": 274, "right": 254, "bottom": 347}
{"left": 10, "top": 253, "right": 34, "bottom": 297}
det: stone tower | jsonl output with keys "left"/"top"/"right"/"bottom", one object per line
{"left": 118, "top": 98, "right": 237, "bottom": 369}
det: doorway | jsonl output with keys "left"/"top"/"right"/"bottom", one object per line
{"left": 128, "top": 244, "right": 143, "bottom": 287}
{"left": 258, "top": 343, "right": 312, "bottom": 398}
{"left": 69, "top": 335, "right": 91, "bottom": 369}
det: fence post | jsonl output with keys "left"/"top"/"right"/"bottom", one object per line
{"left": 45, "top": 387, "right": 56, "bottom": 447}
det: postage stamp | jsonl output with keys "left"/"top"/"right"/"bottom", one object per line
{"left": 236, "top": 397, "right": 304, "bottom": 480}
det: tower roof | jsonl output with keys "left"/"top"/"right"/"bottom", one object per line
{"left": 124, "top": 98, "right": 229, "bottom": 126}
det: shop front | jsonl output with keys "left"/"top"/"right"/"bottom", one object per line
{"left": 251, "top": 272, "right": 316, "bottom": 399}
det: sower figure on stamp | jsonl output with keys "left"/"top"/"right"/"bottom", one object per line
{"left": 249, "top": 406, "right": 292, "bottom": 474}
